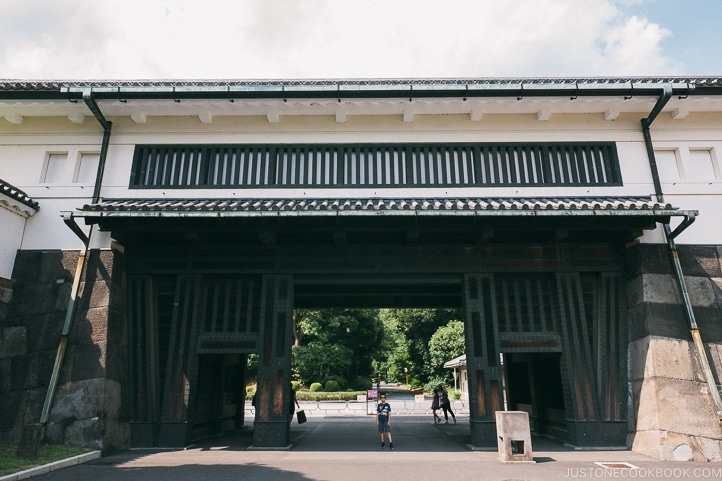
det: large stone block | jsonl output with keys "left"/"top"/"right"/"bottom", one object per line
{"left": 9, "top": 282, "right": 71, "bottom": 318}
{"left": 78, "top": 279, "right": 111, "bottom": 311}
{"left": 50, "top": 378, "right": 106, "bottom": 423}
{"left": 11, "top": 352, "right": 39, "bottom": 390}
{"left": 23, "top": 313, "right": 64, "bottom": 352}
{"left": 632, "top": 429, "right": 722, "bottom": 462}
{"left": 63, "top": 417, "right": 104, "bottom": 450}
{"left": 626, "top": 302, "right": 689, "bottom": 342}
{"left": 69, "top": 343, "right": 106, "bottom": 381}
{"left": 626, "top": 244, "right": 673, "bottom": 278}
{"left": 684, "top": 276, "right": 717, "bottom": 307}
{"left": 642, "top": 274, "right": 682, "bottom": 305}
{"left": 635, "top": 376, "right": 722, "bottom": 439}
{"left": 677, "top": 245, "right": 722, "bottom": 278}
{"left": 71, "top": 307, "right": 110, "bottom": 346}
{"left": 648, "top": 337, "right": 699, "bottom": 382}
{"left": 0, "top": 326, "right": 26, "bottom": 357}
{"left": 12, "top": 251, "right": 78, "bottom": 285}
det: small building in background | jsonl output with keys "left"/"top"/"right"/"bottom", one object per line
{"left": 444, "top": 354, "right": 468, "bottom": 400}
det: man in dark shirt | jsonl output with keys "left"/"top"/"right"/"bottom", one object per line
{"left": 376, "top": 394, "right": 394, "bottom": 450}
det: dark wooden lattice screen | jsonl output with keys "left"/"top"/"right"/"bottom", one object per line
{"left": 130, "top": 142, "right": 622, "bottom": 189}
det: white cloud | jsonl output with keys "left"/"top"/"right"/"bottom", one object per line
{"left": 0, "top": 0, "right": 685, "bottom": 79}
{"left": 601, "top": 15, "right": 676, "bottom": 74}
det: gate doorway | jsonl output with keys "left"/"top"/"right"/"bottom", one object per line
{"left": 191, "top": 354, "right": 247, "bottom": 441}
{"left": 503, "top": 353, "right": 567, "bottom": 443}
{"left": 125, "top": 247, "right": 629, "bottom": 449}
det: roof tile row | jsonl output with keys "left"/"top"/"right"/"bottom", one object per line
{"left": 0, "top": 179, "right": 39, "bottom": 210}
{"left": 80, "top": 196, "right": 675, "bottom": 214}
{"left": 1, "top": 77, "right": 720, "bottom": 91}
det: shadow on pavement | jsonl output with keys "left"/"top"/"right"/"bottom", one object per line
{"left": 186, "top": 415, "right": 570, "bottom": 454}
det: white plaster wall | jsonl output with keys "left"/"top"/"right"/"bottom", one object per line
{"left": 1, "top": 110, "right": 721, "bottom": 249}
{"left": 0, "top": 208, "right": 25, "bottom": 278}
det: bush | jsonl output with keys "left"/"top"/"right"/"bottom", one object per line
{"left": 325, "top": 379, "right": 340, "bottom": 392}
{"left": 310, "top": 382, "right": 324, "bottom": 392}
{"left": 424, "top": 376, "right": 449, "bottom": 394}
{"left": 291, "top": 380, "right": 301, "bottom": 392}
{"left": 352, "top": 376, "right": 372, "bottom": 391}
{"left": 409, "top": 378, "right": 423, "bottom": 389}
{"left": 323, "top": 375, "right": 347, "bottom": 391}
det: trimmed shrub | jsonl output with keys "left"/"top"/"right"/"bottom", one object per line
{"left": 325, "top": 379, "right": 340, "bottom": 392}
{"left": 310, "top": 382, "right": 324, "bottom": 392}
{"left": 322, "top": 375, "right": 347, "bottom": 391}
{"left": 291, "top": 380, "right": 301, "bottom": 391}
{"left": 296, "top": 390, "right": 364, "bottom": 401}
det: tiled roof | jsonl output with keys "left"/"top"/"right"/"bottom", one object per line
{"left": 0, "top": 178, "right": 39, "bottom": 210}
{"left": 1, "top": 77, "right": 721, "bottom": 90}
{"left": 75, "top": 196, "right": 690, "bottom": 218}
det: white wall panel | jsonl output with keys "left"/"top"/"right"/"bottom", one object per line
{"left": 0, "top": 209, "right": 25, "bottom": 279}
{"left": 20, "top": 198, "right": 101, "bottom": 250}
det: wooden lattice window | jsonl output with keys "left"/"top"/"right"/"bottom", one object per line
{"left": 130, "top": 142, "right": 622, "bottom": 189}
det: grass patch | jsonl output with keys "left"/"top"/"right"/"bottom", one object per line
{"left": 0, "top": 443, "right": 92, "bottom": 476}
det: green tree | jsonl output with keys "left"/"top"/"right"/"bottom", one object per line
{"left": 293, "top": 309, "right": 382, "bottom": 387}
{"left": 375, "top": 310, "right": 410, "bottom": 383}
{"left": 428, "top": 320, "right": 465, "bottom": 381}
{"left": 377, "top": 308, "right": 462, "bottom": 384}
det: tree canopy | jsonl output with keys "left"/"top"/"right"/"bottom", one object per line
{"left": 290, "top": 308, "right": 464, "bottom": 390}
{"left": 292, "top": 309, "right": 382, "bottom": 389}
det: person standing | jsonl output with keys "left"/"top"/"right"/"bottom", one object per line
{"left": 289, "top": 382, "right": 300, "bottom": 422}
{"left": 438, "top": 385, "right": 456, "bottom": 424}
{"left": 431, "top": 388, "right": 442, "bottom": 424}
{"left": 376, "top": 394, "right": 394, "bottom": 449}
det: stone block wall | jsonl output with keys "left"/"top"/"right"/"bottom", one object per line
{"left": 0, "top": 249, "right": 128, "bottom": 453}
{"left": 627, "top": 244, "right": 722, "bottom": 461}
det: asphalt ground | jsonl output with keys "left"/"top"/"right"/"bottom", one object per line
{"left": 18, "top": 413, "right": 722, "bottom": 481}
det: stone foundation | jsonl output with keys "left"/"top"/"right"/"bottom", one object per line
{"left": 627, "top": 244, "right": 722, "bottom": 462}
{"left": 0, "top": 249, "right": 128, "bottom": 453}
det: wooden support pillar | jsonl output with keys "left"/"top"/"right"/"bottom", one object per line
{"left": 252, "top": 274, "right": 294, "bottom": 448}
{"left": 463, "top": 274, "right": 503, "bottom": 448}
{"left": 556, "top": 273, "right": 626, "bottom": 447}
{"left": 157, "top": 275, "right": 203, "bottom": 447}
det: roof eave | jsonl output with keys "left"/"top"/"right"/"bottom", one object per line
{"left": 2, "top": 78, "right": 720, "bottom": 102}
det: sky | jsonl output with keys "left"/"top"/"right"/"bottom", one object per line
{"left": 0, "top": 0, "right": 719, "bottom": 80}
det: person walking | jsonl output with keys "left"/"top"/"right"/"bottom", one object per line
{"left": 376, "top": 393, "right": 394, "bottom": 449}
{"left": 438, "top": 385, "right": 456, "bottom": 424}
{"left": 431, "top": 388, "right": 442, "bottom": 424}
